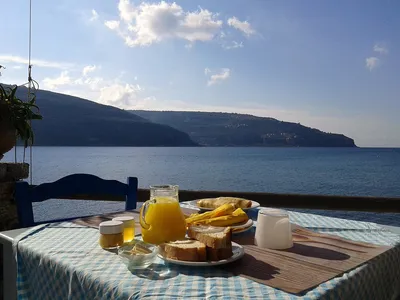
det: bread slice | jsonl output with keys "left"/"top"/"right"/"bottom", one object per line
{"left": 159, "top": 239, "right": 206, "bottom": 262}
{"left": 206, "top": 245, "right": 233, "bottom": 261}
{"left": 187, "top": 225, "right": 232, "bottom": 249}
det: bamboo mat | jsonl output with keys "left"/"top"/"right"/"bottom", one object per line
{"left": 225, "top": 230, "right": 390, "bottom": 294}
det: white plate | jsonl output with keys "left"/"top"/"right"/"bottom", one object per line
{"left": 231, "top": 219, "right": 254, "bottom": 234}
{"left": 228, "top": 219, "right": 254, "bottom": 234}
{"left": 187, "top": 200, "right": 260, "bottom": 211}
{"left": 158, "top": 242, "right": 245, "bottom": 266}
{"left": 187, "top": 219, "right": 253, "bottom": 235}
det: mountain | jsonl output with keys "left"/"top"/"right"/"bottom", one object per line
{"left": 2, "top": 84, "right": 355, "bottom": 147}
{"left": 7, "top": 86, "right": 197, "bottom": 146}
{"left": 131, "top": 110, "right": 356, "bottom": 147}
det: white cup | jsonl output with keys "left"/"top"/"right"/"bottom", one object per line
{"left": 254, "top": 208, "right": 293, "bottom": 250}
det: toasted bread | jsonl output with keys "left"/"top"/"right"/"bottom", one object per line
{"left": 206, "top": 245, "right": 233, "bottom": 261}
{"left": 197, "top": 197, "right": 252, "bottom": 209}
{"left": 159, "top": 226, "right": 233, "bottom": 262}
{"left": 159, "top": 239, "right": 206, "bottom": 262}
{"left": 187, "top": 225, "right": 232, "bottom": 249}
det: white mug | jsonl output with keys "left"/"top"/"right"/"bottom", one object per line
{"left": 255, "top": 208, "right": 293, "bottom": 250}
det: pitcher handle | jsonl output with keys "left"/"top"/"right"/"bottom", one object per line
{"left": 139, "top": 199, "right": 155, "bottom": 230}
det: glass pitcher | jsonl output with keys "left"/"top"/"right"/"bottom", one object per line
{"left": 139, "top": 185, "right": 187, "bottom": 245}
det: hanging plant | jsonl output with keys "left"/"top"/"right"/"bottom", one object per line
{"left": 0, "top": 66, "right": 42, "bottom": 159}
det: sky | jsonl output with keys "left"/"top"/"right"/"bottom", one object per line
{"left": 1, "top": 0, "right": 399, "bottom": 147}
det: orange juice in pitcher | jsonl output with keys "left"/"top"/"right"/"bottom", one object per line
{"left": 140, "top": 185, "right": 186, "bottom": 245}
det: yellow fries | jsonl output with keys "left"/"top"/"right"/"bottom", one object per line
{"left": 186, "top": 206, "right": 248, "bottom": 227}
{"left": 185, "top": 203, "right": 236, "bottom": 225}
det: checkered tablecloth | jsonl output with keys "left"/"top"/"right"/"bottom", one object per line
{"left": 13, "top": 208, "right": 400, "bottom": 300}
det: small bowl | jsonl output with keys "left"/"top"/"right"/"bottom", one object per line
{"left": 118, "top": 239, "right": 158, "bottom": 270}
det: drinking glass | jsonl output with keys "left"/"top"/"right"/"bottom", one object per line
{"left": 255, "top": 208, "right": 293, "bottom": 250}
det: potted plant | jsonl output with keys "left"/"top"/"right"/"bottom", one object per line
{"left": 0, "top": 66, "right": 42, "bottom": 160}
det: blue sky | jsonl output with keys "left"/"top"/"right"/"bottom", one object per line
{"left": 1, "top": 0, "right": 399, "bottom": 147}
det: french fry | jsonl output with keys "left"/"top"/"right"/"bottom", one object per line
{"left": 185, "top": 203, "right": 236, "bottom": 225}
{"left": 187, "top": 213, "right": 199, "bottom": 219}
{"left": 232, "top": 208, "right": 247, "bottom": 216}
{"left": 194, "top": 208, "right": 248, "bottom": 227}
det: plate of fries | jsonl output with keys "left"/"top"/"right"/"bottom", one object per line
{"left": 184, "top": 203, "right": 254, "bottom": 234}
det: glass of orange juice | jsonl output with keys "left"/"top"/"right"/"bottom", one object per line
{"left": 140, "top": 185, "right": 187, "bottom": 245}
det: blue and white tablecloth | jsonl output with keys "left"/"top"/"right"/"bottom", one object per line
{"left": 13, "top": 209, "right": 400, "bottom": 300}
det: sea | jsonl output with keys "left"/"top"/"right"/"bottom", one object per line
{"left": 3, "top": 147, "right": 400, "bottom": 227}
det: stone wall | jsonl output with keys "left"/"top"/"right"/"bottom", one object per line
{"left": 0, "top": 162, "right": 29, "bottom": 298}
{"left": 0, "top": 163, "right": 28, "bottom": 230}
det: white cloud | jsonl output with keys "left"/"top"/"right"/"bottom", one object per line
{"left": 223, "top": 40, "right": 244, "bottom": 50}
{"left": 40, "top": 69, "right": 146, "bottom": 109}
{"left": 365, "top": 57, "right": 380, "bottom": 71}
{"left": 206, "top": 68, "right": 231, "bottom": 86}
{"left": 227, "top": 17, "right": 255, "bottom": 36}
{"left": 0, "top": 54, "right": 74, "bottom": 69}
{"left": 73, "top": 76, "right": 105, "bottom": 93}
{"left": 42, "top": 71, "right": 71, "bottom": 89}
{"left": 90, "top": 9, "right": 99, "bottom": 21}
{"left": 104, "top": 20, "right": 120, "bottom": 30}
{"left": 373, "top": 43, "right": 388, "bottom": 55}
{"left": 82, "top": 65, "right": 98, "bottom": 76}
{"left": 118, "top": 0, "right": 137, "bottom": 22}
{"left": 364, "top": 43, "right": 388, "bottom": 71}
{"left": 218, "top": 30, "right": 245, "bottom": 50}
{"left": 105, "top": 0, "right": 223, "bottom": 47}
{"left": 99, "top": 83, "right": 142, "bottom": 107}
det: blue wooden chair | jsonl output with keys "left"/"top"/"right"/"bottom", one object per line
{"left": 14, "top": 174, "right": 138, "bottom": 228}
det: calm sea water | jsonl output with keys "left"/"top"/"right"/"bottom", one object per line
{"left": 3, "top": 147, "right": 400, "bottom": 226}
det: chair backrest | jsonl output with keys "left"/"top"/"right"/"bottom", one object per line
{"left": 15, "top": 174, "right": 138, "bottom": 228}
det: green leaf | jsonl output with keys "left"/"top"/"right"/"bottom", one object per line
{"left": 0, "top": 84, "right": 42, "bottom": 146}
{"left": 9, "top": 85, "right": 17, "bottom": 101}
{"left": 27, "top": 103, "right": 39, "bottom": 109}
{"left": 0, "top": 85, "right": 7, "bottom": 100}
{"left": 31, "top": 113, "right": 43, "bottom": 120}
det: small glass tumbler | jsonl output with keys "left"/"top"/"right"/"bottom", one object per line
{"left": 255, "top": 208, "right": 293, "bottom": 250}
{"left": 112, "top": 216, "right": 135, "bottom": 243}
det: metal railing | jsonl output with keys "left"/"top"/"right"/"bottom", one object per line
{"left": 53, "top": 188, "right": 400, "bottom": 213}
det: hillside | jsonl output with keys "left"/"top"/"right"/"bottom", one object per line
{"left": 131, "top": 110, "right": 356, "bottom": 147}
{"left": 7, "top": 86, "right": 197, "bottom": 146}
